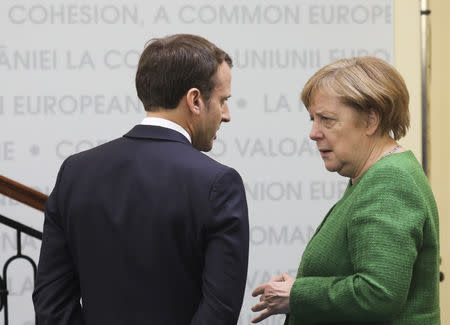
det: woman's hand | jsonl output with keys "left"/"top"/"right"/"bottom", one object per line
{"left": 251, "top": 272, "right": 296, "bottom": 323}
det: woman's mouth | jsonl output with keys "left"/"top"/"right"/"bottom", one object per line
{"left": 319, "top": 149, "right": 332, "bottom": 157}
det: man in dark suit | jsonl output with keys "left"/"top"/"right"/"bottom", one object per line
{"left": 33, "top": 34, "right": 249, "bottom": 325}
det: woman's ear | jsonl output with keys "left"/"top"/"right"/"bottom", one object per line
{"left": 366, "top": 110, "right": 380, "bottom": 136}
{"left": 186, "top": 88, "right": 201, "bottom": 115}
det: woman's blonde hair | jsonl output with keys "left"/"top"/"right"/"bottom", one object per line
{"left": 301, "top": 56, "right": 410, "bottom": 140}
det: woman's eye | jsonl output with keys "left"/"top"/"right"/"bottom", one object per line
{"left": 321, "top": 116, "right": 335, "bottom": 127}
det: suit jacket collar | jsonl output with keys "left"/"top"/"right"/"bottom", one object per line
{"left": 123, "top": 125, "right": 192, "bottom": 146}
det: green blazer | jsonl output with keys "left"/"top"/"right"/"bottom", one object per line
{"left": 286, "top": 151, "right": 440, "bottom": 325}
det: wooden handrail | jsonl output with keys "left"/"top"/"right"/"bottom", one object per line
{"left": 0, "top": 175, "right": 48, "bottom": 212}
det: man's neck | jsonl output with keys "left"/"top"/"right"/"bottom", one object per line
{"left": 145, "top": 108, "right": 193, "bottom": 142}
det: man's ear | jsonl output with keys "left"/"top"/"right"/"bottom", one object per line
{"left": 366, "top": 110, "right": 380, "bottom": 136}
{"left": 186, "top": 88, "right": 202, "bottom": 115}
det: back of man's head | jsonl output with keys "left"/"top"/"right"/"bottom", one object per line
{"left": 136, "top": 34, "right": 232, "bottom": 111}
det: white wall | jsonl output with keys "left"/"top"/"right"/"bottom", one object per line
{"left": 0, "top": 1, "right": 393, "bottom": 324}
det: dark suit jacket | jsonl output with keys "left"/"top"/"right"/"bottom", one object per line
{"left": 33, "top": 125, "right": 249, "bottom": 325}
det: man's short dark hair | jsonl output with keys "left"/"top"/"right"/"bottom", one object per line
{"left": 135, "top": 34, "right": 232, "bottom": 111}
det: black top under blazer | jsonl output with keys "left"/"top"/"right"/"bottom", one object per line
{"left": 33, "top": 125, "right": 250, "bottom": 325}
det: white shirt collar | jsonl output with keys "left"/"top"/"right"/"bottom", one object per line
{"left": 140, "top": 117, "right": 191, "bottom": 143}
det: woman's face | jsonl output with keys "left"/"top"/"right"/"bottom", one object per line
{"left": 308, "top": 91, "right": 371, "bottom": 179}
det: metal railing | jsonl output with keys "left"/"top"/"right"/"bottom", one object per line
{"left": 0, "top": 214, "right": 42, "bottom": 325}
{"left": 0, "top": 174, "right": 47, "bottom": 325}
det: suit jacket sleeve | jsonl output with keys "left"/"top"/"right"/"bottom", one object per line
{"left": 287, "top": 167, "right": 425, "bottom": 323}
{"left": 190, "top": 167, "right": 249, "bottom": 325}
{"left": 33, "top": 159, "right": 85, "bottom": 325}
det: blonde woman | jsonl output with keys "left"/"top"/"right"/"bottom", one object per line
{"left": 252, "top": 56, "right": 440, "bottom": 325}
